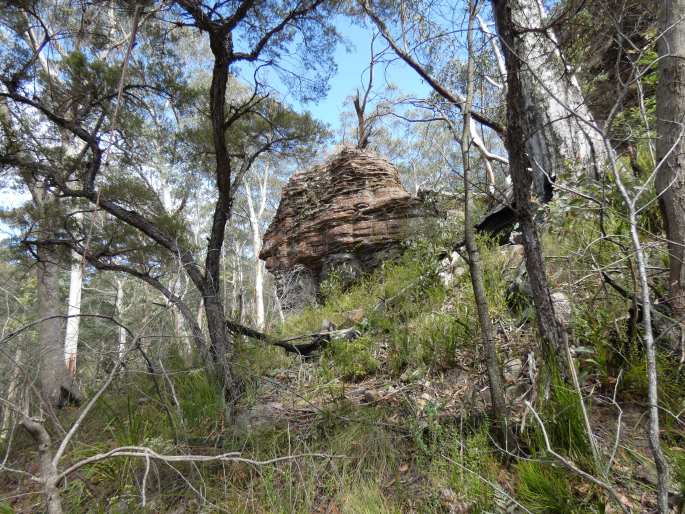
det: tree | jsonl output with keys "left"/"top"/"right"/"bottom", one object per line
{"left": 492, "top": 0, "right": 608, "bottom": 201}
{"left": 652, "top": 1, "right": 685, "bottom": 510}
{"left": 491, "top": 0, "right": 567, "bottom": 373}
{"left": 459, "top": 0, "right": 512, "bottom": 448}
{"left": 0, "top": 97, "right": 78, "bottom": 408}
{"left": 243, "top": 160, "right": 272, "bottom": 330}
{"left": 0, "top": 0, "right": 335, "bottom": 416}
{"left": 656, "top": 0, "right": 685, "bottom": 347}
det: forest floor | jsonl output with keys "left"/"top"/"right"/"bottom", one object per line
{"left": 2, "top": 236, "right": 685, "bottom": 513}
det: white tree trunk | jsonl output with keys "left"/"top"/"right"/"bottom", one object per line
{"left": 115, "top": 279, "right": 127, "bottom": 359}
{"left": 243, "top": 164, "right": 270, "bottom": 329}
{"left": 500, "top": 0, "right": 609, "bottom": 200}
{"left": 64, "top": 250, "right": 83, "bottom": 377}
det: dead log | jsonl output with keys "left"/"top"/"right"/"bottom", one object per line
{"left": 225, "top": 320, "right": 360, "bottom": 357}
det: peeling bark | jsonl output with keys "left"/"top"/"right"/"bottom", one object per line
{"left": 498, "top": 0, "right": 609, "bottom": 200}
{"left": 64, "top": 250, "right": 83, "bottom": 377}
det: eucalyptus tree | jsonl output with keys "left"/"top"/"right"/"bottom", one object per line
{"left": 652, "top": 1, "right": 685, "bottom": 510}
{"left": 0, "top": 0, "right": 336, "bottom": 415}
{"left": 657, "top": 0, "right": 685, "bottom": 351}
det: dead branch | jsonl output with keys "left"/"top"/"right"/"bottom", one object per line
{"left": 225, "top": 320, "right": 360, "bottom": 356}
{"left": 525, "top": 401, "right": 630, "bottom": 514}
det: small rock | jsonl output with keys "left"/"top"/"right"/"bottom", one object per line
{"left": 440, "top": 488, "right": 472, "bottom": 514}
{"left": 501, "top": 244, "right": 525, "bottom": 271}
{"left": 439, "top": 251, "right": 467, "bottom": 288}
{"left": 362, "top": 390, "right": 379, "bottom": 403}
{"left": 344, "top": 308, "right": 365, "bottom": 325}
{"left": 551, "top": 291, "right": 572, "bottom": 328}
{"left": 504, "top": 357, "right": 523, "bottom": 383}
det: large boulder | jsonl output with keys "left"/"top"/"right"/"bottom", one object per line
{"left": 260, "top": 147, "right": 429, "bottom": 311}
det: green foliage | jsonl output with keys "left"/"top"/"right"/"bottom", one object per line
{"left": 622, "top": 354, "right": 685, "bottom": 438}
{"left": 322, "top": 335, "right": 380, "bottom": 380}
{"left": 174, "top": 370, "right": 225, "bottom": 432}
{"left": 418, "top": 426, "right": 502, "bottom": 511}
{"left": 531, "top": 378, "right": 594, "bottom": 469}
{"left": 516, "top": 461, "right": 579, "bottom": 513}
{"left": 671, "top": 448, "right": 685, "bottom": 496}
{"left": 336, "top": 482, "right": 400, "bottom": 514}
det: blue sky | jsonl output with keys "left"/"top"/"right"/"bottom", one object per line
{"left": 0, "top": 15, "right": 432, "bottom": 235}
{"left": 293, "top": 16, "right": 430, "bottom": 131}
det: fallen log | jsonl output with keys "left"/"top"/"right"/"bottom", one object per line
{"left": 225, "top": 320, "right": 360, "bottom": 356}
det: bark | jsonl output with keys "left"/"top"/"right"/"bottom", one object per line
{"left": 492, "top": 0, "right": 566, "bottom": 371}
{"left": 201, "top": 26, "right": 239, "bottom": 410}
{"left": 461, "top": 2, "right": 513, "bottom": 449}
{"left": 0, "top": 348, "right": 22, "bottom": 441}
{"left": 500, "top": 0, "right": 608, "bottom": 201}
{"left": 115, "top": 279, "right": 127, "bottom": 359}
{"left": 36, "top": 242, "right": 77, "bottom": 407}
{"left": 244, "top": 166, "right": 270, "bottom": 331}
{"left": 656, "top": 0, "right": 685, "bottom": 335}
{"left": 169, "top": 274, "right": 193, "bottom": 357}
{"left": 63, "top": 250, "right": 83, "bottom": 377}
{"left": 20, "top": 418, "right": 63, "bottom": 514}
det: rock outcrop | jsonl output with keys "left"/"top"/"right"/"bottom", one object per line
{"left": 260, "top": 147, "right": 429, "bottom": 311}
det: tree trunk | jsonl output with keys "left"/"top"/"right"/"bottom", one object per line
{"left": 500, "top": 0, "right": 608, "bottom": 201}
{"left": 0, "top": 347, "right": 23, "bottom": 442}
{"left": 115, "top": 279, "right": 127, "bottom": 359}
{"left": 493, "top": 0, "right": 567, "bottom": 372}
{"left": 656, "top": 0, "right": 685, "bottom": 333}
{"left": 461, "top": 1, "right": 513, "bottom": 449}
{"left": 203, "top": 291, "right": 239, "bottom": 412}
{"left": 64, "top": 250, "right": 83, "bottom": 377}
{"left": 20, "top": 418, "right": 63, "bottom": 514}
{"left": 37, "top": 243, "right": 76, "bottom": 407}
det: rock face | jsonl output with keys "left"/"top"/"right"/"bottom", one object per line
{"left": 260, "top": 147, "right": 427, "bottom": 311}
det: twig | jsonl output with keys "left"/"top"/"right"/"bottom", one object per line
{"left": 58, "top": 449, "right": 341, "bottom": 482}
{"left": 525, "top": 401, "right": 630, "bottom": 514}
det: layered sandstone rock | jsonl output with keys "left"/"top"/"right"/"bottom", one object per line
{"left": 260, "top": 147, "right": 428, "bottom": 310}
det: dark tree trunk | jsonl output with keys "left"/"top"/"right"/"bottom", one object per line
{"left": 492, "top": 0, "right": 566, "bottom": 373}
{"left": 656, "top": 0, "right": 685, "bottom": 335}
{"left": 204, "top": 290, "right": 239, "bottom": 411}
{"left": 462, "top": 1, "right": 513, "bottom": 449}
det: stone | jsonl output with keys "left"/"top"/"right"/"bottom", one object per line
{"left": 320, "top": 252, "right": 364, "bottom": 288}
{"left": 504, "top": 357, "right": 523, "bottom": 383}
{"left": 260, "top": 147, "right": 431, "bottom": 311}
{"left": 501, "top": 244, "right": 525, "bottom": 271}
{"left": 439, "top": 251, "right": 467, "bottom": 288}
{"left": 343, "top": 308, "right": 366, "bottom": 325}
{"left": 551, "top": 291, "right": 572, "bottom": 328}
{"left": 274, "top": 264, "right": 318, "bottom": 312}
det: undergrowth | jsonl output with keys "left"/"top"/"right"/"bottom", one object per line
{"left": 5, "top": 223, "right": 685, "bottom": 513}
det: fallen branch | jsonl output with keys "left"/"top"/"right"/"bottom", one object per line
{"left": 525, "top": 400, "right": 630, "bottom": 514}
{"left": 225, "top": 320, "right": 360, "bottom": 356}
{"left": 57, "top": 447, "right": 341, "bottom": 483}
